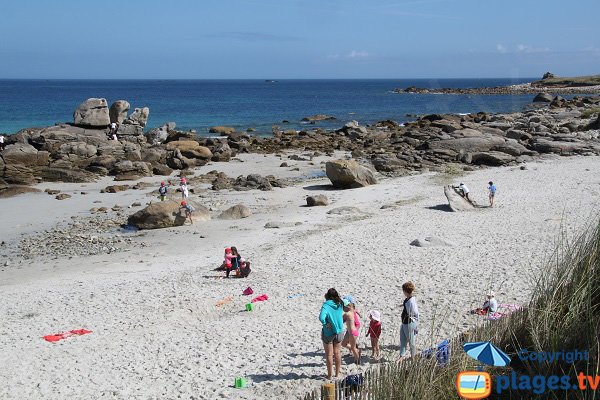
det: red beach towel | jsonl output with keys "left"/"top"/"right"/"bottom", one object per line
{"left": 251, "top": 294, "right": 269, "bottom": 303}
{"left": 43, "top": 329, "right": 92, "bottom": 342}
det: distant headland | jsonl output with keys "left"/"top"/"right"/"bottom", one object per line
{"left": 394, "top": 72, "right": 600, "bottom": 95}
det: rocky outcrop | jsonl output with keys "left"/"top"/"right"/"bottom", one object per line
{"left": 109, "top": 100, "right": 130, "bottom": 124}
{"left": 124, "top": 107, "right": 150, "bottom": 127}
{"left": 326, "top": 159, "right": 377, "bottom": 189}
{"left": 306, "top": 194, "right": 329, "bottom": 206}
{"left": 0, "top": 185, "right": 41, "bottom": 198}
{"left": 127, "top": 200, "right": 210, "bottom": 229}
{"left": 146, "top": 122, "right": 176, "bottom": 144}
{"left": 533, "top": 93, "right": 554, "bottom": 103}
{"left": 209, "top": 126, "right": 235, "bottom": 135}
{"left": 302, "top": 114, "right": 336, "bottom": 122}
{"left": 444, "top": 185, "right": 474, "bottom": 212}
{"left": 73, "top": 98, "right": 110, "bottom": 127}
{"left": 218, "top": 204, "right": 252, "bottom": 219}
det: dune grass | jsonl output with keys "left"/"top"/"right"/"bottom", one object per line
{"left": 304, "top": 217, "right": 600, "bottom": 399}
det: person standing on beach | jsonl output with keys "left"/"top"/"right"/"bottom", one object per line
{"left": 180, "top": 182, "right": 189, "bottom": 200}
{"left": 399, "top": 281, "right": 419, "bottom": 359}
{"left": 0, "top": 134, "right": 5, "bottom": 151}
{"left": 158, "top": 182, "right": 168, "bottom": 201}
{"left": 319, "top": 288, "right": 345, "bottom": 380}
{"left": 341, "top": 299, "right": 361, "bottom": 365}
{"left": 366, "top": 310, "right": 382, "bottom": 359}
{"left": 488, "top": 181, "right": 497, "bottom": 207}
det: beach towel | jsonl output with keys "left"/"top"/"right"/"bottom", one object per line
{"left": 487, "top": 303, "right": 521, "bottom": 321}
{"left": 251, "top": 294, "right": 269, "bottom": 303}
{"left": 43, "top": 329, "right": 92, "bottom": 343}
{"left": 216, "top": 296, "right": 234, "bottom": 307}
{"left": 243, "top": 287, "right": 254, "bottom": 296}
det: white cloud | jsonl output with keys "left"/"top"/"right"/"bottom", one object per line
{"left": 496, "top": 44, "right": 507, "bottom": 53}
{"left": 516, "top": 44, "right": 550, "bottom": 53}
{"left": 347, "top": 50, "right": 369, "bottom": 58}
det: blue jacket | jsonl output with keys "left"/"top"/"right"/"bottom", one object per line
{"left": 319, "top": 300, "right": 344, "bottom": 336}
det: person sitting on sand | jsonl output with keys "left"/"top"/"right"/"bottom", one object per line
{"left": 158, "top": 182, "right": 168, "bottom": 201}
{"left": 399, "top": 281, "right": 419, "bottom": 359}
{"left": 472, "top": 291, "right": 498, "bottom": 315}
{"left": 180, "top": 201, "right": 194, "bottom": 225}
{"left": 223, "top": 247, "right": 236, "bottom": 278}
{"left": 488, "top": 181, "right": 497, "bottom": 207}
{"left": 319, "top": 288, "right": 345, "bottom": 380}
{"left": 341, "top": 298, "right": 361, "bottom": 365}
{"left": 366, "top": 310, "right": 382, "bottom": 359}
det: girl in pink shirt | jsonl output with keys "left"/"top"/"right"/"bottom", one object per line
{"left": 223, "top": 247, "right": 236, "bottom": 278}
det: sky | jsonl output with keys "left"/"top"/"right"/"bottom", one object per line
{"left": 1, "top": 0, "right": 599, "bottom": 79}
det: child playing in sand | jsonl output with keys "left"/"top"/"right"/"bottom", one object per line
{"left": 223, "top": 247, "right": 236, "bottom": 278}
{"left": 180, "top": 201, "right": 194, "bottom": 224}
{"left": 342, "top": 298, "right": 361, "bottom": 365}
{"left": 366, "top": 310, "right": 382, "bottom": 359}
{"left": 158, "top": 182, "right": 168, "bottom": 201}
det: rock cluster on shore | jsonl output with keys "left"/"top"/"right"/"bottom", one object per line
{"left": 2, "top": 95, "right": 600, "bottom": 193}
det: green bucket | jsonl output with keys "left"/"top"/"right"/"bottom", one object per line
{"left": 245, "top": 303, "right": 254, "bottom": 311}
{"left": 235, "top": 377, "right": 247, "bottom": 388}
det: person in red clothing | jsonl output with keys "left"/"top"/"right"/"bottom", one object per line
{"left": 223, "top": 247, "right": 236, "bottom": 278}
{"left": 366, "top": 310, "right": 382, "bottom": 359}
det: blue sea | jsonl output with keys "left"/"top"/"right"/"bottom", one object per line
{"left": 0, "top": 79, "right": 540, "bottom": 136}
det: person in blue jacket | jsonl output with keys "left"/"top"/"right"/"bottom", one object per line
{"left": 319, "top": 288, "right": 345, "bottom": 379}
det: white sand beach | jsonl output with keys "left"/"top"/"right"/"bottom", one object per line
{"left": 1, "top": 153, "right": 599, "bottom": 399}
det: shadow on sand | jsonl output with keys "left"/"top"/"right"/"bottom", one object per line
{"left": 303, "top": 184, "right": 337, "bottom": 191}
{"left": 426, "top": 204, "right": 453, "bottom": 212}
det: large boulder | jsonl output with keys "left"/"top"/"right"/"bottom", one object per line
{"left": 109, "top": 100, "right": 130, "bottom": 124}
{"left": 1, "top": 143, "right": 49, "bottom": 166}
{"left": 59, "top": 142, "right": 97, "bottom": 158}
{"left": 73, "top": 98, "right": 110, "bottom": 127}
{"left": 111, "top": 160, "right": 152, "bottom": 180}
{"left": 306, "top": 194, "right": 329, "bottom": 206}
{"left": 166, "top": 141, "right": 212, "bottom": 162}
{"left": 533, "top": 93, "right": 553, "bottom": 103}
{"left": 325, "top": 159, "right": 377, "bottom": 189}
{"left": 39, "top": 167, "right": 97, "bottom": 183}
{"left": 427, "top": 136, "right": 505, "bottom": 153}
{"left": 124, "top": 107, "right": 150, "bottom": 127}
{"left": 127, "top": 200, "right": 210, "bottom": 229}
{"left": 218, "top": 204, "right": 252, "bottom": 220}
{"left": 146, "top": 123, "right": 170, "bottom": 144}
{"left": 2, "top": 164, "right": 37, "bottom": 185}
{"left": 211, "top": 142, "right": 233, "bottom": 162}
{"left": 469, "top": 151, "right": 516, "bottom": 166}
{"left": 209, "top": 126, "right": 235, "bottom": 135}
{"left": 444, "top": 185, "right": 474, "bottom": 212}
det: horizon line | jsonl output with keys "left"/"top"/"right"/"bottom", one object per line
{"left": 0, "top": 77, "right": 539, "bottom": 81}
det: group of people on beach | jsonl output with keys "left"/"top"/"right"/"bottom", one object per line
{"left": 319, "top": 283, "right": 499, "bottom": 379}
{"left": 454, "top": 180, "right": 497, "bottom": 207}
{"left": 318, "top": 282, "right": 418, "bottom": 380}
{"left": 156, "top": 177, "right": 195, "bottom": 224}
{"left": 220, "top": 246, "right": 251, "bottom": 278}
